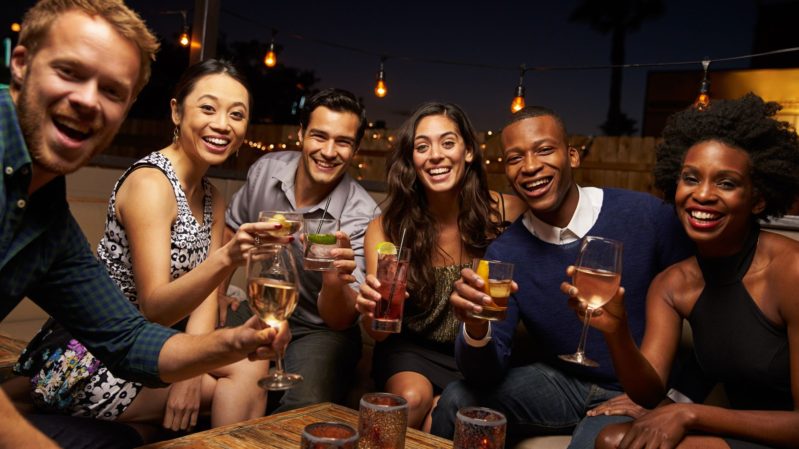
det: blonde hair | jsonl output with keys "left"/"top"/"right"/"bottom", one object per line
{"left": 18, "top": 0, "right": 159, "bottom": 96}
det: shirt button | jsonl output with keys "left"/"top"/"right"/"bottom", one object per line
{"left": 4, "top": 166, "right": 12, "bottom": 175}
{"left": 16, "top": 199, "right": 26, "bottom": 209}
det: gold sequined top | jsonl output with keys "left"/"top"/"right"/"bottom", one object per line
{"left": 403, "top": 263, "right": 470, "bottom": 345}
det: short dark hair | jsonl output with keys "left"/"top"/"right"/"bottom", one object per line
{"left": 504, "top": 105, "right": 568, "bottom": 141}
{"left": 655, "top": 93, "right": 799, "bottom": 219}
{"left": 299, "top": 88, "right": 367, "bottom": 146}
{"left": 172, "top": 59, "right": 252, "bottom": 114}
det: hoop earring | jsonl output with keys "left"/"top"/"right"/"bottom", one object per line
{"left": 172, "top": 126, "right": 179, "bottom": 145}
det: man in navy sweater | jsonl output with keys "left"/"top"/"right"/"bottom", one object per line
{"left": 430, "top": 107, "right": 692, "bottom": 448}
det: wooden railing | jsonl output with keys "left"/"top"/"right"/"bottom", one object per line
{"left": 105, "top": 119, "right": 666, "bottom": 196}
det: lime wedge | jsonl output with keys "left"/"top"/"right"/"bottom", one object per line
{"left": 308, "top": 233, "right": 337, "bottom": 245}
{"left": 376, "top": 241, "right": 397, "bottom": 256}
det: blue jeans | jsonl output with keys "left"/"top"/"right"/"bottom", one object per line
{"left": 274, "top": 319, "right": 361, "bottom": 413}
{"left": 431, "top": 363, "right": 631, "bottom": 449}
{"left": 223, "top": 300, "right": 361, "bottom": 414}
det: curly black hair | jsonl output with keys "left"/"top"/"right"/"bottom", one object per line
{"left": 654, "top": 93, "right": 799, "bottom": 219}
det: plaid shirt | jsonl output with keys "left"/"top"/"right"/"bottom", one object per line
{"left": 0, "top": 88, "right": 176, "bottom": 386}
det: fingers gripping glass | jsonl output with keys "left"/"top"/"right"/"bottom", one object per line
{"left": 246, "top": 245, "right": 302, "bottom": 390}
{"left": 558, "top": 236, "right": 623, "bottom": 367}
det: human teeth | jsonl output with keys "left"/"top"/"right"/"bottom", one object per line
{"left": 429, "top": 167, "right": 450, "bottom": 175}
{"left": 55, "top": 117, "right": 90, "bottom": 134}
{"left": 691, "top": 210, "right": 720, "bottom": 220}
{"left": 316, "top": 160, "right": 335, "bottom": 168}
{"left": 524, "top": 178, "right": 550, "bottom": 189}
{"left": 204, "top": 137, "right": 229, "bottom": 146}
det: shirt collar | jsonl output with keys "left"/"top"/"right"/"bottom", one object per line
{"left": 273, "top": 152, "right": 352, "bottom": 220}
{"left": 522, "top": 185, "right": 603, "bottom": 245}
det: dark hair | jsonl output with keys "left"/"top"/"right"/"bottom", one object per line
{"left": 655, "top": 93, "right": 799, "bottom": 220}
{"left": 504, "top": 105, "right": 569, "bottom": 141}
{"left": 299, "top": 88, "right": 367, "bottom": 146}
{"left": 173, "top": 58, "right": 252, "bottom": 115}
{"left": 382, "top": 102, "right": 502, "bottom": 308}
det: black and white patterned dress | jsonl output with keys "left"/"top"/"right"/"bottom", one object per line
{"left": 16, "top": 151, "right": 213, "bottom": 420}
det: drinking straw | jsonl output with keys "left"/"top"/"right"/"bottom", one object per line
{"left": 315, "top": 196, "right": 333, "bottom": 234}
{"left": 384, "top": 228, "right": 407, "bottom": 316}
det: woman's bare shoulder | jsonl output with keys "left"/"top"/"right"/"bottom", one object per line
{"left": 650, "top": 256, "right": 702, "bottom": 311}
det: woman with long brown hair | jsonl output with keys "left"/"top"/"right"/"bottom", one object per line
{"left": 356, "top": 102, "right": 525, "bottom": 431}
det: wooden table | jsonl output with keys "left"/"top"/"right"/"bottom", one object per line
{"left": 0, "top": 333, "right": 26, "bottom": 381}
{"left": 140, "top": 402, "right": 452, "bottom": 448}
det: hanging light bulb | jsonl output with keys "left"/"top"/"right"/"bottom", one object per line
{"left": 510, "top": 65, "right": 526, "bottom": 113}
{"left": 179, "top": 26, "right": 189, "bottom": 47}
{"left": 177, "top": 10, "right": 189, "bottom": 47}
{"left": 693, "top": 59, "right": 711, "bottom": 111}
{"left": 375, "top": 57, "right": 388, "bottom": 98}
{"left": 264, "top": 29, "right": 278, "bottom": 68}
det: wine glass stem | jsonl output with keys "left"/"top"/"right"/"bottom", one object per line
{"left": 575, "top": 307, "right": 594, "bottom": 358}
{"left": 274, "top": 348, "right": 286, "bottom": 377}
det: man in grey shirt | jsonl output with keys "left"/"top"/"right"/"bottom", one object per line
{"left": 224, "top": 88, "right": 379, "bottom": 412}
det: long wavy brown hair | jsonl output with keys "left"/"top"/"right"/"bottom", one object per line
{"left": 381, "top": 102, "right": 502, "bottom": 308}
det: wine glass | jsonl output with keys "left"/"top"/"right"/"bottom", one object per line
{"left": 558, "top": 236, "right": 623, "bottom": 367}
{"left": 256, "top": 210, "right": 303, "bottom": 247}
{"left": 246, "top": 244, "right": 303, "bottom": 390}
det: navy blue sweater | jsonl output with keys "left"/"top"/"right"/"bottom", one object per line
{"left": 455, "top": 188, "right": 693, "bottom": 389}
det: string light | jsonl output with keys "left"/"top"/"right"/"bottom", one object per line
{"left": 10, "top": 23, "right": 21, "bottom": 33}
{"left": 375, "top": 57, "right": 388, "bottom": 98}
{"left": 161, "top": 10, "right": 190, "bottom": 48}
{"left": 510, "top": 65, "right": 526, "bottom": 113}
{"left": 693, "top": 58, "right": 711, "bottom": 111}
{"left": 264, "top": 29, "right": 278, "bottom": 68}
{"left": 218, "top": 9, "right": 799, "bottom": 106}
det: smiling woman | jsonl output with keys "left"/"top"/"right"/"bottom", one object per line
{"left": 589, "top": 93, "right": 799, "bottom": 449}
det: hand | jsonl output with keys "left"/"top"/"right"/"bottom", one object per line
{"left": 587, "top": 394, "right": 649, "bottom": 419}
{"left": 355, "top": 274, "right": 381, "bottom": 319}
{"left": 323, "top": 231, "right": 357, "bottom": 285}
{"left": 222, "top": 221, "right": 294, "bottom": 266}
{"left": 217, "top": 290, "right": 240, "bottom": 327}
{"left": 561, "top": 265, "right": 627, "bottom": 334}
{"left": 450, "top": 268, "right": 518, "bottom": 322}
{"left": 163, "top": 376, "right": 202, "bottom": 431}
{"left": 231, "top": 315, "right": 281, "bottom": 361}
{"left": 617, "top": 403, "right": 694, "bottom": 449}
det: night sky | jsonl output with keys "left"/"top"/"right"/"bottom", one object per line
{"left": 3, "top": 0, "right": 760, "bottom": 134}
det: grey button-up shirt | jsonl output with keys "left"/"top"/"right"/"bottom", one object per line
{"left": 226, "top": 151, "right": 380, "bottom": 326}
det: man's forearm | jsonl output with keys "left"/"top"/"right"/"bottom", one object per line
{"left": 157, "top": 325, "right": 265, "bottom": 383}
{"left": 317, "top": 281, "right": 358, "bottom": 331}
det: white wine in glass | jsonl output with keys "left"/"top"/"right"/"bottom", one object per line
{"left": 559, "top": 236, "right": 622, "bottom": 367}
{"left": 247, "top": 245, "right": 302, "bottom": 390}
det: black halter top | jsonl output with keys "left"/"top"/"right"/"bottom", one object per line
{"left": 688, "top": 223, "right": 791, "bottom": 410}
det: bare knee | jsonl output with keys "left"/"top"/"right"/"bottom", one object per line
{"left": 393, "top": 385, "right": 430, "bottom": 412}
{"left": 595, "top": 422, "right": 629, "bottom": 449}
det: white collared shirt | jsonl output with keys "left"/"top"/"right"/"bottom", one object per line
{"left": 521, "top": 185, "right": 603, "bottom": 245}
{"left": 463, "top": 185, "right": 604, "bottom": 345}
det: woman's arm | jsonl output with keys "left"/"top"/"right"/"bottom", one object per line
{"left": 117, "top": 170, "right": 268, "bottom": 326}
{"left": 566, "top": 264, "right": 685, "bottom": 407}
{"left": 355, "top": 218, "right": 391, "bottom": 342}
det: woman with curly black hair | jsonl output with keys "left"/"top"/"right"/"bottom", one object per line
{"left": 355, "top": 102, "right": 526, "bottom": 431}
{"left": 565, "top": 93, "right": 799, "bottom": 449}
